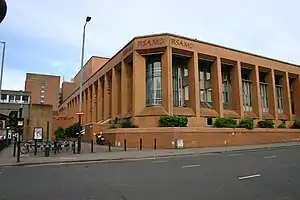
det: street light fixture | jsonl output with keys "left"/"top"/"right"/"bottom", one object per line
{"left": 0, "top": 41, "right": 5, "bottom": 100}
{"left": 77, "top": 16, "right": 92, "bottom": 154}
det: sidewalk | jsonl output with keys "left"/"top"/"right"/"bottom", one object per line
{"left": 1, "top": 142, "right": 300, "bottom": 167}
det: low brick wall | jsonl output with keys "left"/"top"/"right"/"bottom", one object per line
{"left": 103, "top": 127, "right": 300, "bottom": 149}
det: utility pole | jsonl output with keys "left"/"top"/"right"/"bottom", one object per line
{"left": 77, "top": 16, "right": 92, "bottom": 154}
{"left": 0, "top": 41, "right": 5, "bottom": 99}
{"left": 16, "top": 105, "right": 23, "bottom": 163}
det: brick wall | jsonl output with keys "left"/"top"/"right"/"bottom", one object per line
{"left": 103, "top": 127, "right": 300, "bottom": 149}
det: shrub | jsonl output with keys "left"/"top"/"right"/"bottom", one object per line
{"left": 54, "top": 127, "right": 65, "bottom": 139}
{"left": 159, "top": 116, "right": 188, "bottom": 127}
{"left": 238, "top": 119, "right": 254, "bottom": 130}
{"left": 213, "top": 117, "right": 237, "bottom": 128}
{"left": 109, "top": 124, "right": 117, "bottom": 129}
{"left": 64, "top": 122, "right": 81, "bottom": 138}
{"left": 257, "top": 120, "right": 274, "bottom": 128}
{"left": 292, "top": 120, "right": 300, "bottom": 129}
{"left": 277, "top": 121, "right": 286, "bottom": 129}
{"left": 120, "top": 120, "right": 138, "bottom": 128}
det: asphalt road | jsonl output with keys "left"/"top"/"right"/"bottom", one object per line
{"left": 1, "top": 146, "right": 300, "bottom": 200}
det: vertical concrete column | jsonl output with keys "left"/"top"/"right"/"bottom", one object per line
{"left": 294, "top": 75, "right": 300, "bottom": 118}
{"left": 231, "top": 61, "right": 244, "bottom": 118}
{"left": 161, "top": 47, "right": 173, "bottom": 115}
{"left": 85, "top": 90, "right": 89, "bottom": 124}
{"left": 82, "top": 91, "right": 86, "bottom": 125}
{"left": 103, "top": 74, "right": 110, "bottom": 120}
{"left": 92, "top": 83, "right": 97, "bottom": 122}
{"left": 282, "top": 72, "right": 292, "bottom": 120}
{"left": 97, "top": 78, "right": 103, "bottom": 121}
{"left": 266, "top": 68, "right": 278, "bottom": 120}
{"left": 121, "top": 60, "right": 129, "bottom": 117}
{"left": 111, "top": 67, "right": 118, "bottom": 119}
{"left": 250, "top": 65, "right": 262, "bottom": 119}
{"left": 211, "top": 57, "right": 223, "bottom": 117}
{"left": 187, "top": 52, "right": 200, "bottom": 119}
{"left": 132, "top": 51, "right": 146, "bottom": 122}
{"left": 87, "top": 87, "right": 91, "bottom": 123}
{"left": 72, "top": 100, "right": 75, "bottom": 123}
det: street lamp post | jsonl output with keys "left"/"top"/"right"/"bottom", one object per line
{"left": 0, "top": 41, "right": 5, "bottom": 99}
{"left": 77, "top": 16, "right": 91, "bottom": 154}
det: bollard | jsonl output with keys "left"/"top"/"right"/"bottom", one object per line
{"left": 13, "top": 137, "right": 16, "bottom": 157}
{"left": 154, "top": 138, "right": 157, "bottom": 150}
{"left": 45, "top": 143, "right": 50, "bottom": 157}
{"left": 34, "top": 140, "right": 37, "bottom": 156}
{"left": 16, "top": 140, "right": 20, "bottom": 163}
{"left": 124, "top": 139, "right": 127, "bottom": 151}
{"left": 54, "top": 141, "right": 57, "bottom": 155}
{"left": 108, "top": 140, "right": 111, "bottom": 152}
{"left": 139, "top": 138, "right": 143, "bottom": 150}
{"left": 73, "top": 141, "right": 76, "bottom": 154}
{"left": 91, "top": 140, "right": 94, "bottom": 153}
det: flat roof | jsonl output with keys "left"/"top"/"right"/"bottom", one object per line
{"left": 60, "top": 32, "right": 300, "bottom": 106}
{"left": 136, "top": 32, "right": 300, "bottom": 68}
{"left": 1, "top": 90, "right": 30, "bottom": 95}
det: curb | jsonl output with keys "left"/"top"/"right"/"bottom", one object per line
{"left": 1, "top": 144, "right": 300, "bottom": 167}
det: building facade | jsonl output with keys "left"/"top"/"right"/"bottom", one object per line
{"left": 25, "top": 73, "right": 60, "bottom": 112}
{"left": 59, "top": 33, "right": 300, "bottom": 128}
{"left": 59, "top": 56, "right": 109, "bottom": 118}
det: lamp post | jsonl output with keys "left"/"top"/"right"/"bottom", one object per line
{"left": 16, "top": 104, "right": 23, "bottom": 162}
{"left": 0, "top": 41, "right": 5, "bottom": 99}
{"left": 77, "top": 16, "right": 91, "bottom": 154}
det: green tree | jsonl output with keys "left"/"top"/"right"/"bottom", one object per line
{"left": 54, "top": 127, "right": 65, "bottom": 139}
{"left": 64, "top": 123, "right": 81, "bottom": 138}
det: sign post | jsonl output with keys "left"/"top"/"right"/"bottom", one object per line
{"left": 76, "top": 112, "right": 84, "bottom": 154}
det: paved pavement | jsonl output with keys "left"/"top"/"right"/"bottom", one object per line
{"left": 1, "top": 145, "right": 300, "bottom": 199}
{"left": 0, "top": 142, "right": 300, "bottom": 166}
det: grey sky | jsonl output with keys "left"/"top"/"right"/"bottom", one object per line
{"left": 1, "top": 0, "right": 300, "bottom": 90}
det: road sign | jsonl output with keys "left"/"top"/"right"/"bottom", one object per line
{"left": 75, "top": 112, "right": 84, "bottom": 115}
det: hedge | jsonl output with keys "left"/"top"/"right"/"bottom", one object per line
{"left": 159, "top": 116, "right": 188, "bottom": 127}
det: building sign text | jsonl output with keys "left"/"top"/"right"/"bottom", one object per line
{"left": 171, "top": 38, "right": 194, "bottom": 49}
{"left": 137, "top": 38, "right": 165, "bottom": 48}
{"left": 123, "top": 44, "right": 133, "bottom": 56}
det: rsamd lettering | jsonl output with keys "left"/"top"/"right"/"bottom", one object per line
{"left": 171, "top": 39, "right": 194, "bottom": 49}
{"left": 137, "top": 38, "right": 164, "bottom": 47}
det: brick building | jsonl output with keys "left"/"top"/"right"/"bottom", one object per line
{"left": 25, "top": 73, "right": 60, "bottom": 112}
{"left": 59, "top": 56, "right": 109, "bottom": 120}
{"left": 59, "top": 33, "right": 300, "bottom": 137}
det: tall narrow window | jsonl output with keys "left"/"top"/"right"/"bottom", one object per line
{"left": 222, "top": 64, "right": 232, "bottom": 109}
{"left": 275, "top": 75, "right": 283, "bottom": 114}
{"left": 173, "top": 56, "right": 189, "bottom": 107}
{"left": 290, "top": 78, "right": 295, "bottom": 114}
{"left": 241, "top": 68, "right": 252, "bottom": 112}
{"left": 259, "top": 72, "right": 268, "bottom": 112}
{"left": 199, "top": 60, "right": 212, "bottom": 108}
{"left": 146, "top": 55, "right": 162, "bottom": 106}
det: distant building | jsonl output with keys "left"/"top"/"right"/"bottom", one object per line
{"left": 25, "top": 73, "right": 60, "bottom": 112}
{"left": 0, "top": 89, "right": 30, "bottom": 118}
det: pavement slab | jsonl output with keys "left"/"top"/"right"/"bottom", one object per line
{"left": 1, "top": 142, "right": 300, "bottom": 167}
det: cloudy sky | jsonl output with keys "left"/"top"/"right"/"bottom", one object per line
{"left": 0, "top": 0, "right": 299, "bottom": 90}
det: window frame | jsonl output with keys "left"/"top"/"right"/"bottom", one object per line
{"left": 146, "top": 54, "right": 162, "bottom": 106}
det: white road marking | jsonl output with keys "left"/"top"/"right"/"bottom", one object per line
{"left": 264, "top": 156, "right": 276, "bottom": 159}
{"left": 181, "top": 164, "right": 200, "bottom": 168}
{"left": 151, "top": 160, "right": 168, "bottom": 164}
{"left": 238, "top": 174, "right": 261, "bottom": 180}
{"left": 227, "top": 153, "right": 243, "bottom": 157}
